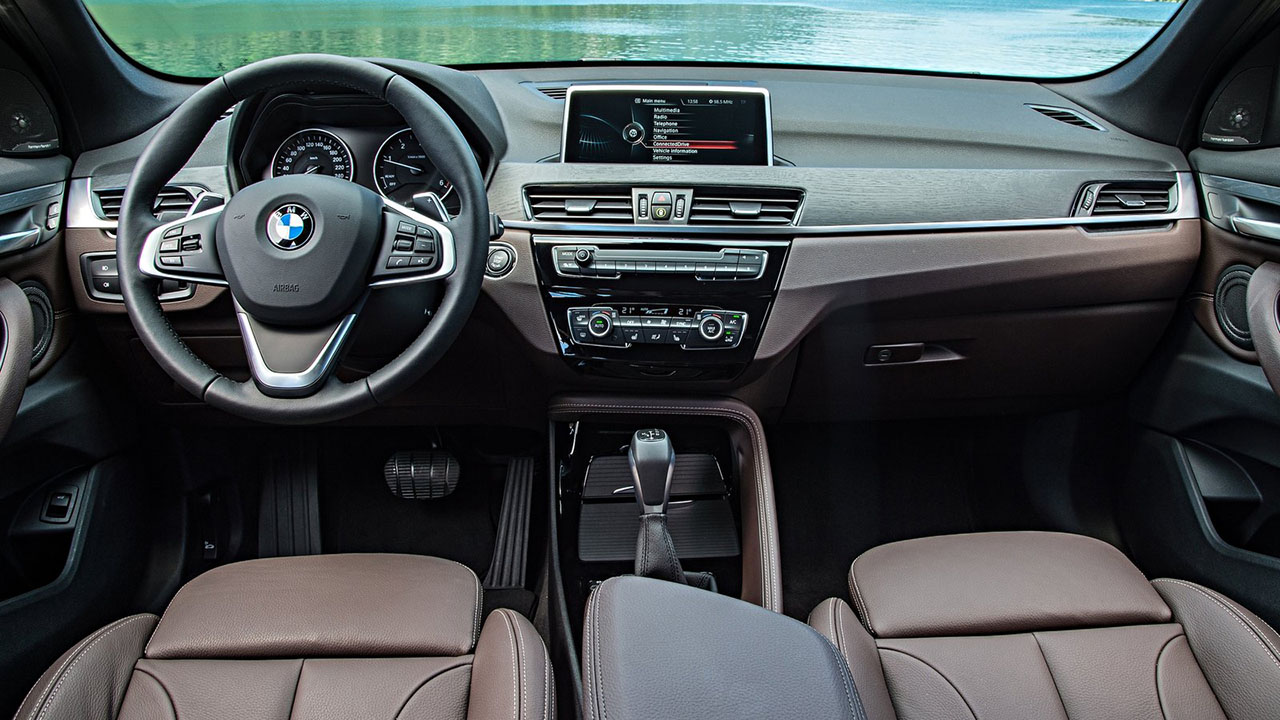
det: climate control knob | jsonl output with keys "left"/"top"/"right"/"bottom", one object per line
{"left": 698, "top": 315, "right": 724, "bottom": 341}
{"left": 588, "top": 311, "right": 614, "bottom": 338}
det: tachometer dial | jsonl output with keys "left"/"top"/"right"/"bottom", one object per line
{"left": 374, "top": 129, "right": 459, "bottom": 216}
{"left": 271, "top": 129, "right": 354, "bottom": 180}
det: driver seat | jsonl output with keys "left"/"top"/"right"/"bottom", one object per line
{"left": 13, "top": 554, "right": 553, "bottom": 720}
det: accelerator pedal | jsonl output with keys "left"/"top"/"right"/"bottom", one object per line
{"left": 383, "top": 451, "right": 461, "bottom": 500}
{"left": 484, "top": 456, "right": 535, "bottom": 589}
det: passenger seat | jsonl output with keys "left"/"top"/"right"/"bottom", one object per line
{"left": 808, "top": 531, "right": 1280, "bottom": 720}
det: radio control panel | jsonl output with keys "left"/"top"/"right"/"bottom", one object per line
{"left": 567, "top": 307, "right": 748, "bottom": 349}
{"left": 553, "top": 245, "right": 766, "bottom": 281}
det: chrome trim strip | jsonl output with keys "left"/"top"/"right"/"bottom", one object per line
{"left": 1200, "top": 173, "right": 1280, "bottom": 206}
{"left": 236, "top": 311, "right": 358, "bottom": 393}
{"left": 513, "top": 172, "right": 1197, "bottom": 237}
{"left": 66, "top": 178, "right": 211, "bottom": 231}
{"left": 138, "top": 205, "right": 229, "bottom": 286}
{"left": 368, "top": 199, "right": 458, "bottom": 288}
{"left": 532, "top": 235, "right": 789, "bottom": 247}
{"left": 0, "top": 228, "right": 43, "bottom": 256}
{"left": 560, "top": 84, "right": 773, "bottom": 167}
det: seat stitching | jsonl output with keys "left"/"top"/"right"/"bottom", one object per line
{"left": 878, "top": 648, "right": 977, "bottom": 720}
{"left": 1154, "top": 579, "right": 1280, "bottom": 671}
{"left": 550, "top": 402, "right": 780, "bottom": 612}
{"left": 832, "top": 600, "right": 848, "bottom": 658}
{"left": 499, "top": 609, "right": 520, "bottom": 720}
{"left": 810, "top": 628, "right": 864, "bottom": 720}
{"left": 848, "top": 559, "right": 874, "bottom": 636}
{"left": 1031, "top": 631, "right": 1070, "bottom": 720}
{"left": 284, "top": 658, "right": 304, "bottom": 720}
{"left": 24, "top": 615, "right": 145, "bottom": 720}
{"left": 504, "top": 610, "right": 530, "bottom": 720}
{"left": 391, "top": 662, "right": 474, "bottom": 720}
{"left": 132, "top": 666, "right": 178, "bottom": 719}
{"left": 540, "top": 633, "right": 552, "bottom": 720}
{"left": 32, "top": 615, "right": 152, "bottom": 720}
{"left": 1152, "top": 632, "right": 1184, "bottom": 720}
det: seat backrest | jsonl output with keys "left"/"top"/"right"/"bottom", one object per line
{"left": 809, "top": 532, "right": 1280, "bottom": 720}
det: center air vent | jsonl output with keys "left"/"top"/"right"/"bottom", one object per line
{"left": 688, "top": 187, "right": 804, "bottom": 225}
{"left": 1073, "top": 181, "right": 1175, "bottom": 217}
{"left": 92, "top": 186, "right": 197, "bottom": 221}
{"left": 525, "top": 186, "right": 634, "bottom": 223}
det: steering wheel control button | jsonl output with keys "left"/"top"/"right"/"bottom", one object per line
{"left": 386, "top": 256, "right": 411, "bottom": 269}
{"left": 163, "top": 225, "right": 184, "bottom": 238}
{"left": 160, "top": 239, "right": 180, "bottom": 253}
{"left": 159, "top": 256, "right": 184, "bottom": 267}
{"left": 266, "top": 204, "right": 314, "bottom": 250}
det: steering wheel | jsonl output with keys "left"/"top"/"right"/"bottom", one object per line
{"left": 117, "top": 55, "right": 488, "bottom": 424}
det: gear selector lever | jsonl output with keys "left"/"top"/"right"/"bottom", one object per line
{"left": 627, "top": 429, "right": 715, "bottom": 591}
{"left": 629, "top": 428, "right": 675, "bottom": 514}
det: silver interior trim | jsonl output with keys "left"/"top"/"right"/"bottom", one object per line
{"left": 368, "top": 198, "right": 458, "bottom": 288}
{"left": 513, "top": 171, "right": 1197, "bottom": 237}
{"left": 0, "top": 228, "right": 41, "bottom": 256}
{"left": 560, "top": 84, "right": 773, "bottom": 167}
{"left": 236, "top": 311, "right": 359, "bottom": 394}
{"left": 138, "top": 205, "right": 229, "bottom": 286}
{"left": 66, "top": 178, "right": 211, "bottom": 231}
{"left": 1231, "top": 216, "right": 1280, "bottom": 243}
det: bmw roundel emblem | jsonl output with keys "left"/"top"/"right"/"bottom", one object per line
{"left": 266, "top": 204, "right": 314, "bottom": 250}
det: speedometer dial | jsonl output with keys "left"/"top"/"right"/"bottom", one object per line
{"left": 374, "top": 129, "right": 459, "bottom": 216}
{"left": 271, "top": 129, "right": 354, "bottom": 180}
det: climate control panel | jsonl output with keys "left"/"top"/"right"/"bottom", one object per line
{"left": 567, "top": 307, "right": 748, "bottom": 349}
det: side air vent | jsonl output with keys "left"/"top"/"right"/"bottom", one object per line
{"left": 92, "top": 186, "right": 197, "bottom": 221}
{"left": 1073, "top": 181, "right": 1175, "bottom": 217}
{"left": 687, "top": 187, "right": 804, "bottom": 225}
{"left": 525, "top": 185, "right": 634, "bottom": 223}
{"left": 1027, "top": 104, "right": 1105, "bottom": 132}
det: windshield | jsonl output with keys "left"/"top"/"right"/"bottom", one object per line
{"left": 84, "top": 0, "right": 1185, "bottom": 79}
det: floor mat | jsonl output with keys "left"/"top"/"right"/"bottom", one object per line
{"left": 770, "top": 420, "right": 981, "bottom": 619}
{"left": 316, "top": 430, "right": 506, "bottom": 576}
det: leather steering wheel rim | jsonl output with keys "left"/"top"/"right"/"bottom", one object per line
{"left": 117, "top": 54, "right": 489, "bottom": 424}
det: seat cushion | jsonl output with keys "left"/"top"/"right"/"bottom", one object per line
{"left": 16, "top": 554, "right": 553, "bottom": 720}
{"left": 848, "top": 531, "right": 1170, "bottom": 637}
{"left": 145, "top": 553, "right": 481, "bottom": 659}
{"left": 810, "top": 532, "right": 1280, "bottom": 720}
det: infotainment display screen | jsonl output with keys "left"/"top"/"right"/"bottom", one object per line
{"left": 561, "top": 86, "right": 771, "bottom": 165}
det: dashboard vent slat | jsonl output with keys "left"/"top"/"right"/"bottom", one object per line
{"left": 92, "top": 186, "right": 197, "bottom": 221}
{"left": 1074, "top": 181, "right": 1175, "bottom": 217}
{"left": 688, "top": 187, "right": 804, "bottom": 226}
{"left": 525, "top": 186, "right": 635, "bottom": 223}
{"left": 1027, "top": 104, "right": 1105, "bottom": 132}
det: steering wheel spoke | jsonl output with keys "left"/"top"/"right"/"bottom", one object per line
{"left": 235, "top": 299, "right": 363, "bottom": 398}
{"left": 140, "top": 204, "right": 227, "bottom": 286}
{"left": 368, "top": 198, "right": 456, "bottom": 287}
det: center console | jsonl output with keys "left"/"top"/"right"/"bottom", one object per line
{"left": 533, "top": 236, "right": 788, "bottom": 380}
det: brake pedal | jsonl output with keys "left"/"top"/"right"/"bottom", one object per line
{"left": 383, "top": 451, "right": 460, "bottom": 500}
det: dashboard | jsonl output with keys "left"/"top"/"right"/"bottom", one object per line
{"left": 63, "top": 60, "right": 1202, "bottom": 421}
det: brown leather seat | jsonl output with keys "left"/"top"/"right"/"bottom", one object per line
{"left": 14, "top": 553, "right": 553, "bottom": 720}
{"left": 809, "top": 531, "right": 1280, "bottom": 720}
